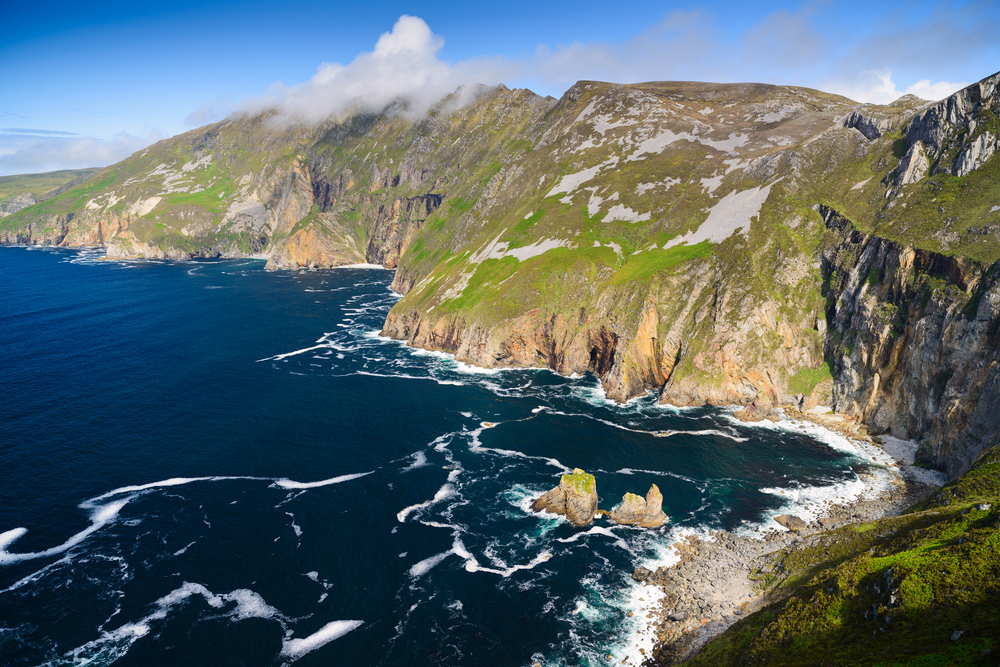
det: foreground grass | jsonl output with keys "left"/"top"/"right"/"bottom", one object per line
{"left": 684, "top": 446, "right": 1000, "bottom": 666}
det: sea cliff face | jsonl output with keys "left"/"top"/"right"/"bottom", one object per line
{"left": 3, "top": 71, "right": 1000, "bottom": 478}
{"left": 822, "top": 205, "right": 1000, "bottom": 479}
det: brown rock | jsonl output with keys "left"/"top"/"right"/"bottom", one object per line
{"left": 774, "top": 514, "right": 808, "bottom": 531}
{"left": 608, "top": 484, "right": 668, "bottom": 527}
{"left": 531, "top": 468, "right": 598, "bottom": 526}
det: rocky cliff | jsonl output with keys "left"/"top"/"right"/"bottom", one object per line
{"left": 4, "top": 71, "right": 1000, "bottom": 479}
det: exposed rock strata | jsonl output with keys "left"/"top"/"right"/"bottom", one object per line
{"left": 821, "top": 205, "right": 1000, "bottom": 479}
{"left": 531, "top": 468, "right": 599, "bottom": 526}
{"left": 607, "top": 484, "right": 668, "bottom": 527}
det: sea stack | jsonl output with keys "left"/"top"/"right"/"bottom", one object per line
{"left": 531, "top": 468, "right": 599, "bottom": 526}
{"left": 608, "top": 484, "right": 668, "bottom": 528}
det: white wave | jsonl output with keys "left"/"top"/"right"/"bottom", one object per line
{"left": 555, "top": 525, "right": 622, "bottom": 545}
{"left": 409, "top": 550, "right": 454, "bottom": 578}
{"left": 281, "top": 620, "right": 364, "bottom": 659}
{"left": 397, "top": 483, "right": 457, "bottom": 522}
{"left": 90, "top": 476, "right": 258, "bottom": 502}
{"left": 653, "top": 428, "right": 749, "bottom": 442}
{"left": 0, "top": 497, "right": 133, "bottom": 565}
{"left": 173, "top": 541, "right": 196, "bottom": 556}
{"left": 271, "top": 471, "right": 373, "bottom": 490}
{"left": 401, "top": 450, "right": 429, "bottom": 472}
{"left": 337, "top": 263, "right": 387, "bottom": 269}
{"left": 43, "top": 582, "right": 286, "bottom": 666}
{"left": 2, "top": 473, "right": 373, "bottom": 563}
{"left": 451, "top": 536, "right": 553, "bottom": 577}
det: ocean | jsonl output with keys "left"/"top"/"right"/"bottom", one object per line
{"left": 0, "top": 246, "right": 895, "bottom": 666}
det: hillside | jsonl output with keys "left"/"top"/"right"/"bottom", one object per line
{"left": 0, "top": 168, "right": 101, "bottom": 216}
{"left": 3, "top": 72, "right": 1000, "bottom": 482}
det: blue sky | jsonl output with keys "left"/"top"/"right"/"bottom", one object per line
{"left": 1, "top": 0, "right": 997, "bottom": 175}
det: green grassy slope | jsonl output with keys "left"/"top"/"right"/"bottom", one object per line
{"left": 0, "top": 168, "right": 101, "bottom": 200}
{"left": 684, "top": 447, "right": 1000, "bottom": 666}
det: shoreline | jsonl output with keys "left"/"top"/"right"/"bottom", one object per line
{"left": 625, "top": 407, "right": 947, "bottom": 666}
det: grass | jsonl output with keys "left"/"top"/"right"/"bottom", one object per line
{"left": 610, "top": 241, "right": 714, "bottom": 284}
{"left": 561, "top": 469, "right": 596, "bottom": 495}
{"left": 682, "top": 444, "right": 1000, "bottom": 667}
{"left": 787, "top": 361, "right": 834, "bottom": 395}
{"left": 0, "top": 168, "right": 102, "bottom": 201}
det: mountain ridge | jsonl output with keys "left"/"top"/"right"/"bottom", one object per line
{"left": 3, "top": 72, "right": 1000, "bottom": 482}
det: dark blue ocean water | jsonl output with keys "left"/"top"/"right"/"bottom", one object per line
{"left": 0, "top": 246, "right": 881, "bottom": 666}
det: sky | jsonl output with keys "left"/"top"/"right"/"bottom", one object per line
{"left": 1, "top": 0, "right": 997, "bottom": 176}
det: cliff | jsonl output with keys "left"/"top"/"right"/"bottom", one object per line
{"left": 3, "top": 71, "right": 1000, "bottom": 479}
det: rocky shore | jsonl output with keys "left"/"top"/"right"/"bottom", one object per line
{"left": 625, "top": 409, "right": 947, "bottom": 666}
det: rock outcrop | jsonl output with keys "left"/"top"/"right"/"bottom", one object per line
{"left": 531, "top": 468, "right": 599, "bottom": 526}
{"left": 608, "top": 484, "right": 668, "bottom": 528}
{"left": 821, "top": 205, "right": 1000, "bottom": 479}
{"left": 773, "top": 514, "right": 808, "bottom": 531}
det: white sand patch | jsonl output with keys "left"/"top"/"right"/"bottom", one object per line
{"left": 697, "top": 132, "right": 749, "bottom": 152}
{"left": 851, "top": 178, "right": 872, "bottom": 191}
{"left": 759, "top": 104, "right": 802, "bottom": 123}
{"left": 625, "top": 128, "right": 692, "bottom": 161}
{"left": 878, "top": 436, "right": 948, "bottom": 487}
{"left": 664, "top": 179, "right": 780, "bottom": 249}
{"left": 603, "top": 204, "right": 651, "bottom": 223}
{"left": 879, "top": 436, "right": 918, "bottom": 465}
{"left": 573, "top": 99, "right": 599, "bottom": 125}
{"left": 128, "top": 197, "right": 162, "bottom": 217}
{"left": 700, "top": 174, "right": 724, "bottom": 194}
{"left": 593, "top": 240, "right": 622, "bottom": 254}
{"left": 506, "top": 238, "right": 571, "bottom": 261}
{"left": 636, "top": 178, "right": 680, "bottom": 195}
{"left": 546, "top": 158, "right": 618, "bottom": 197}
{"left": 723, "top": 158, "right": 748, "bottom": 174}
{"left": 181, "top": 155, "right": 213, "bottom": 172}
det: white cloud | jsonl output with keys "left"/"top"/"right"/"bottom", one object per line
{"left": 0, "top": 131, "right": 162, "bottom": 176}
{"left": 181, "top": 6, "right": 995, "bottom": 131}
{"left": 240, "top": 15, "right": 518, "bottom": 126}
{"left": 824, "top": 68, "right": 967, "bottom": 105}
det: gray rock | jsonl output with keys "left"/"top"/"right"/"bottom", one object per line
{"left": 951, "top": 630, "right": 964, "bottom": 641}
{"left": 632, "top": 566, "right": 652, "bottom": 582}
{"left": 668, "top": 610, "right": 689, "bottom": 622}
{"left": 774, "top": 514, "right": 808, "bottom": 531}
{"left": 953, "top": 132, "right": 997, "bottom": 177}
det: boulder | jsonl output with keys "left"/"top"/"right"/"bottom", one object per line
{"left": 668, "top": 610, "right": 689, "bottom": 622}
{"left": 733, "top": 400, "right": 779, "bottom": 423}
{"left": 632, "top": 567, "right": 652, "bottom": 582}
{"left": 774, "top": 514, "right": 808, "bottom": 531}
{"left": 531, "top": 468, "right": 598, "bottom": 526}
{"left": 607, "top": 484, "right": 668, "bottom": 527}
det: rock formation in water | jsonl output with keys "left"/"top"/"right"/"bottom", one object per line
{"left": 531, "top": 468, "right": 599, "bottom": 526}
{"left": 607, "top": 484, "right": 668, "bottom": 527}
{"left": 4, "top": 70, "right": 1000, "bottom": 480}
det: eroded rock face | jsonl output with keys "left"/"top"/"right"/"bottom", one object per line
{"left": 531, "top": 468, "right": 598, "bottom": 526}
{"left": 608, "top": 484, "right": 668, "bottom": 528}
{"left": 821, "top": 205, "right": 1000, "bottom": 479}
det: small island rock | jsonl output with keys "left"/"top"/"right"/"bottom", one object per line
{"left": 608, "top": 484, "right": 668, "bottom": 528}
{"left": 531, "top": 468, "right": 599, "bottom": 526}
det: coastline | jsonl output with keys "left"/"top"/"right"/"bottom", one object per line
{"left": 624, "top": 407, "right": 947, "bottom": 667}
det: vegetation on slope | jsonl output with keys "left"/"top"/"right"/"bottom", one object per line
{"left": 684, "top": 445, "right": 1000, "bottom": 666}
